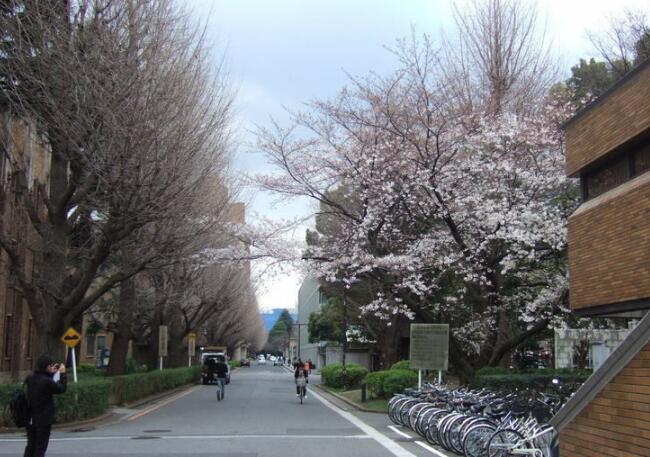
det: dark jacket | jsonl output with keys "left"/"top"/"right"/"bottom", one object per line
{"left": 294, "top": 367, "right": 308, "bottom": 381}
{"left": 26, "top": 370, "right": 67, "bottom": 426}
{"left": 215, "top": 361, "right": 228, "bottom": 378}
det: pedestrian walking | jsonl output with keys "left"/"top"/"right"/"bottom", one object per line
{"left": 215, "top": 357, "right": 228, "bottom": 400}
{"left": 24, "top": 353, "right": 67, "bottom": 457}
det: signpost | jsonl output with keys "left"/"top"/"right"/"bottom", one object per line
{"left": 159, "top": 325, "right": 168, "bottom": 371}
{"left": 61, "top": 327, "right": 82, "bottom": 383}
{"left": 187, "top": 332, "right": 196, "bottom": 367}
{"left": 409, "top": 324, "right": 449, "bottom": 389}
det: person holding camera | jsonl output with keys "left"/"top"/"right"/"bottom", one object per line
{"left": 24, "top": 354, "right": 67, "bottom": 457}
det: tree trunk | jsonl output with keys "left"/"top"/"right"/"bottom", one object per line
{"left": 376, "top": 320, "right": 400, "bottom": 370}
{"left": 106, "top": 278, "right": 135, "bottom": 376}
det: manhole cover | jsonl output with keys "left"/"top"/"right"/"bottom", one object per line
{"left": 143, "top": 429, "right": 171, "bottom": 433}
{"left": 68, "top": 427, "right": 95, "bottom": 433}
{"left": 131, "top": 436, "right": 161, "bottom": 440}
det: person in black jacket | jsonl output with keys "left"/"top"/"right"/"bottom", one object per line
{"left": 214, "top": 358, "right": 228, "bottom": 399}
{"left": 24, "top": 353, "right": 67, "bottom": 457}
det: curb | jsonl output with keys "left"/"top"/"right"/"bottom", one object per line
{"left": 313, "top": 384, "right": 386, "bottom": 414}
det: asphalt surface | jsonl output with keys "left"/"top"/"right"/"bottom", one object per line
{"left": 0, "top": 363, "right": 451, "bottom": 457}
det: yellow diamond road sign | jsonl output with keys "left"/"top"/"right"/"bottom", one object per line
{"left": 61, "top": 327, "right": 82, "bottom": 348}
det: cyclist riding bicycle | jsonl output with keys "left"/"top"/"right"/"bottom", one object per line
{"left": 294, "top": 363, "right": 308, "bottom": 398}
{"left": 215, "top": 358, "right": 229, "bottom": 399}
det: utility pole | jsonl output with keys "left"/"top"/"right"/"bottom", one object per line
{"left": 341, "top": 283, "right": 348, "bottom": 373}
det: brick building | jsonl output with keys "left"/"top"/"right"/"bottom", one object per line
{"left": 550, "top": 59, "right": 650, "bottom": 455}
{"left": 0, "top": 115, "right": 51, "bottom": 382}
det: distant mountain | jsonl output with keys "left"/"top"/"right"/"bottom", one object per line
{"left": 260, "top": 308, "right": 297, "bottom": 331}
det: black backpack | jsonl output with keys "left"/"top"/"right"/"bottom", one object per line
{"left": 9, "top": 380, "right": 30, "bottom": 427}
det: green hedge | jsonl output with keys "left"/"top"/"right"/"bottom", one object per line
{"left": 0, "top": 366, "right": 201, "bottom": 426}
{"left": 382, "top": 369, "right": 418, "bottom": 397}
{"left": 476, "top": 368, "right": 591, "bottom": 391}
{"left": 110, "top": 366, "right": 201, "bottom": 405}
{"left": 364, "top": 370, "right": 391, "bottom": 399}
{"left": 390, "top": 360, "right": 416, "bottom": 371}
{"left": 0, "top": 379, "right": 111, "bottom": 427}
{"left": 321, "top": 363, "right": 368, "bottom": 389}
{"left": 228, "top": 360, "right": 241, "bottom": 369}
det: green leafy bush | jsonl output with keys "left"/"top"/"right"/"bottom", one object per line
{"left": 0, "top": 379, "right": 111, "bottom": 426}
{"left": 321, "top": 363, "right": 368, "bottom": 389}
{"left": 110, "top": 366, "right": 200, "bottom": 405}
{"left": 382, "top": 369, "right": 418, "bottom": 397}
{"left": 54, "top": 380, "right": 112, "bottom": 423}
{"left": 364, "top": 370, "right": 391, "bottom": 399}
{"left": 475, "top": 366, "right": 509, "bottom": 377}
{"left": 476, "top": 369, "right": 591, "bottom": 391}
{"left": 390, "top": 360, "right": 416, "bottom": 371}
{"left": 228, "top": 360, "right": 241, "bottom": 369}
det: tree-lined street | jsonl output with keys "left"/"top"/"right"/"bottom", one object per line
{"left": 0, "top": 364, "right": 444, "bottom": 457}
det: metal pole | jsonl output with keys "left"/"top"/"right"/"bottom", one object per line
{"left": 418, "top": 369, "right": 422, "bottom": 390}
{"left": 297, "top": 323, "right": 301, "bottom": 361}
{"left": 342, "top": 284, "right": 347, "bottom": 372}
{"left": 438, "top": 370, "right": 442, "bottom": 385}
{"left": 160, "top": 356, "right": 163, "bottom": 371}
{"left": 71, "top": 347, "right": 78, "bottom": 383}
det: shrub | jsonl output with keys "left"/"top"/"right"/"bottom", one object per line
{"left": 229, "top": 360, "right": 241, "bottom": 369}
{"left": 321, "top": 363, "right": 368, "bottom": 389}
{"left": 364, "top": 370, "right": 391, "bottom": 399}
{"left": 475, "top": 366, "right": 509, "bottom": 377}
{"left": 0, "top": 379, "right": 111, "bottom": 426}
{"left": 390, "top": 360, "right": 416, "bottom": 371}
{"left": 54, "top": 380, "right": 112, "bottom": 423}
{"left": 476, "top": 369, "right": 591, "bottom": 391}
{"left": 383, "top": 369, "right": 418, "bottom": 397}
{"left": 110, "top": 366, "right": 200, "bottom": 405}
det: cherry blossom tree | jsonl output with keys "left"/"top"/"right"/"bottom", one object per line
{"left": 256, "top": 1, "right": 580, "bottom": 378}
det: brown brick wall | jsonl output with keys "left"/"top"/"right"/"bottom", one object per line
{"left": 568, "top": 171, "right": 650, "bottom": 311}
{"left": 565, "top": 63, "right": 650, "bottom": 177}
{"left": 559, "top": 342, "right": 650, "bottom": 457}
{"left": 0, "top": 115, "right": 50, "bottom": 379}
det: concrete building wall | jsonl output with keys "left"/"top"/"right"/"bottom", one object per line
{"left": 297, "top": 277, "right": 324, "bottom": 364}
{"left": 554, "top": 328, "right": 630, "bottom": 370}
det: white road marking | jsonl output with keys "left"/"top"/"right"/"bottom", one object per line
{"left": 388, "top": 425, "right": 449, "bottom": 457}
{"left": 309, "top": 388, "right": 418, "bottom": 457}
{"left": 415, "top": 440, "right": 450, "bottom": 457}
{"left": 0, "top": 434, "right": 373, "bottom": 442}
{"left": 127, "top": 385, "right": 201, "bottom": 421}
{"left": 388, "top": 425, "right": 414, "bottom": 440}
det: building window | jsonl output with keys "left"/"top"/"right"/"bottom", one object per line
{"left": 3, "top": 314, "right": 12, "bottom": 358}
{"left": 97, "top": 335, "right": 106, "bottom": 353}
{"left": 585, "top": 156, "right": 628, "bottom": 200}
{"left": 87, "top": 334, "right": 96, "bottom": 357}
{"left": 633, "top": 143, "right": 650, "bottom": 176}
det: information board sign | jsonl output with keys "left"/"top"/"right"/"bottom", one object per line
{"left": 409, "top": 324, "right": 449, "bottom": 371}
{"left": 159, "top": 325, "right": 168, "bottom": 357}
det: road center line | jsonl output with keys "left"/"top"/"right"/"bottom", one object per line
{"left": 309, "top": 388, "right": 418, "bottom": 457}
{"left": 127, "top": 385, "right": 202, "bottom": 421}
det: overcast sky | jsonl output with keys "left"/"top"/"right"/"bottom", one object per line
{"left": 186, "top": 0, "right": 649, "bottom": 312}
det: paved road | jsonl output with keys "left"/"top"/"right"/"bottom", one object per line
{"left": 0, "top": 363, "right": 449, "bottom": 457}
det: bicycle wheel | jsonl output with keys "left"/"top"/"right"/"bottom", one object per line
{"left": 462, "top": 423, "right": 495, "bottom": 457}
{"left": 487, "top": 429, "right": 526, "bottom": 457}
{"left": 424, "top": 410, "right": 451, "bottom": 446}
